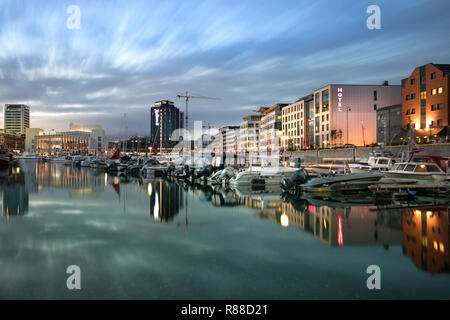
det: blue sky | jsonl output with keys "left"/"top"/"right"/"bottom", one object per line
{"left": 0, "top": 0, "right": 449, "bottom": 137}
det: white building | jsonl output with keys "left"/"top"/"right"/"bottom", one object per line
{"left": 239, "top": 113, "right": 263, "bottom": 153}
{"left": 4, "top": 104, "right": 30, "bottom": 135}
{"left": 25, "top": 128, "right": 44, "bottom": 153}
{"left": 69, "top": 123, "right": 106, "bottom": 154}
{"left": 259, "top": 104, "right": 286, "bottom": 155}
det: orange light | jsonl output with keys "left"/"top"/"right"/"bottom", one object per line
{"left": 338, "top": 215, "right": 344, "bottom": 246}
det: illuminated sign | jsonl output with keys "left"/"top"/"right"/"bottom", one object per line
{"left": 155, "top": 109, "right": 160, "bottom": 126}
{"left": 337, "top": 87, "right": 343, "bottom": 112}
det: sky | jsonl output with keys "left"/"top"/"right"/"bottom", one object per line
{"left": 0, "top": 0, "right": 449, "bottom": 138}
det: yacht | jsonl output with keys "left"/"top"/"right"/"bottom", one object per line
{"left": 81, "top": 156, "right": 93, "bottom": 167}
{"left": 140, "top": 159, "right": 168, "bottom": 177}
{"left": 383, "top": 155, "right": 449, "bottom": 181}
{"left": 229, "top": 166, "right": 298, "bottom": 187}
{"left": 349, "top": 151, "right": 398, "bottom": 173}
{"left": 64, "top": 156, "right": 73, "bottom": 165}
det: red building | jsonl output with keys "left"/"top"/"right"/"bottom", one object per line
{"left": 402, "top": 63, "right": 450, "bottom": 138}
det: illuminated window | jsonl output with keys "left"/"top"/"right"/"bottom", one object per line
{"left": 421, "top": 91, "right": 427, "bottom": 100}
{"left": 438, "top": 87, "right": 443, "bottom": 94}
{"left": 432, "top": 88, "right": 437, "bottom": 95}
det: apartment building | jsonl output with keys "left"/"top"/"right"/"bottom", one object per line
{"left": 259, "top": 104, "right": 286, "bottom": 154}
{"left": 282, "top": 94, "right": 313, "bottom": 150}
{"left": 401, "top": 63, "right": 450, "bottom": 137}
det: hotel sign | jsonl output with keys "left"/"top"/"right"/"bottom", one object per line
{"left": 155, "top": 109, "right": 160, "bottom": 126}
{"left": 337, "top": 87, "right": 343, "bottom": 112}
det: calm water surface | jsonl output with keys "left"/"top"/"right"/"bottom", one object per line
{"left": 0, "top": 160, "right": 450, "bottom": 299}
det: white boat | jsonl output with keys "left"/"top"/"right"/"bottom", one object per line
{"left": 16, "top": 152, "right": 38, "bottom": 160}
{"left": 229, "top": 166, "right": 298, "bottom": 187}
{"left": 90, "top": 157, "right": 106, "bottom": 169}
{"left": 349, "top": 151, "right": 398, "bottom": 173}
{"left": 52, "top": 156, "right": 67, "bottom": 163}
{"left": 64, "top": 156, "right": 73, "bottom": 165}
{"left": 81, "top": 156, "right": 93, "bottom": 167}
{"left": 140, "top": 159, "right": 168, "bottom": 177}
{"left": 383, "top": 155, "right": 449, "bottom": 181}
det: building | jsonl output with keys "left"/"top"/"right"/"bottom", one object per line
{"left": 376, "top": 104, "right": 403, "bottom": 145}
{"left": 312, "top": 83, "right": 401, "bottom": 148}
{"left": 69, "top": 123, "right": 106, "bottom": 154}
{"left": 401, "top": 63, "right": 450, "bottom": 138}
{"left": 282, "top": 94, "right": 314, "bottom": 151}
{"left": 150, "top": 100, "right": 184, "bottom": 151}
{"left": 3, "top": 104, "right": 30, "bottom": 135}
{"left": 25, "top": 128, "right": 44, "bottom": 153}
{"left": 259, "top": 104, "right": 286, "bottom": 154}
{"left": 239, "top": 113, "right": 263, "bottom": 153}
{"left": 35, "top": 131, "right": 91, "bottom": 155}
{"left": 0, "top": 129, "right": 25, "bottom": 151}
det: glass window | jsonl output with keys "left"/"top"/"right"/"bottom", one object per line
{"left": 431, "top": 72, "right": 436, "bottom": 79}
{"left": 411, "top": 93, "right": 416, "bottom": 99}
{"left": 397, "top": 164, "right": 406, "bottom": 171}
{"left": 315, "top": 92, "right": 320, "bottom": 109}
{"left": 411, "top": 108, "right": 416, "bottom": 114}
{"left": 322, "top": 89, "right": 329, "bottom": 106}
{"left": 374, "top": 90, "right": 377, "bottom": 101}
{"left": 438, "top": 87, "right": 443, "bottom": 94}
{"left": 438, "top": 104, "right": 443, "bottom": 110}
{"left": 432, "top": 88, "right": 437, "bottom": 95}
{"left": 405, "top": 164, "right": 416, "bottom": 172}
{"left": 411, "top": 78, "right": 415, "bottom": 85}
{"left": 438, "top": 119, "right": 442, "bottom": 126}
{"left": 406, "top": 95, "right": 410, "bottom": 101}
{"left": 421, "top": 91, "right": 427, "bottom": 100}
{"left": 431, "top": 105, "right": 436, "bottom": 111}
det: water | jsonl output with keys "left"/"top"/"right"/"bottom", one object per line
{"left": 1, "top": 160, "right": 450, "bottom": 299}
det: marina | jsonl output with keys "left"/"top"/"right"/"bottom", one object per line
{"left": 0, "top": 158, "right": 449, "bottom": 299}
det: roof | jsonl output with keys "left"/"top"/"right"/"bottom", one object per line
{"left": 264, "top": 103, "right": 288, "bottom": 114}
{"left": 242, "top": 114, "right": 263, "bottom": 120}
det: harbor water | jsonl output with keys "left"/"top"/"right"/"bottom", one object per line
{"left": 0, "top": 160, "right": 450, "bottom": 299}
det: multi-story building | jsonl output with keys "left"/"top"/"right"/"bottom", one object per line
{"left": 3, "top": 104, "right": 30, "bottom": 135}
{"left": 282, "top": 94, "right": 313, "bottom": 151}
{"left": 376, "top": 104, "right": 403, "bottom": 145}
{"left": 239, "top": 114, "right": 263, "bottom": 153}
{"left": 312, "top": 83, "right": 401, "bottom": 148}
{"left": 150, "top": 100, "right": 184, "bottom": 151}
{"left": 25, "top": 128, "right": 44, "bottom": 153}
{"left": 401, "top": 63, "right": 450, "bottom": 137}
{"left": 69, "top": 123, "right": 106, "bottom": 154}
{"left": 259, "top": 104, "right": 286, "bottom": 154}
{"left": 35, "top": 131, "right": 91, "bottom": 155}
{"left": 0, "top": 129, "right": 25, "bottom": 151}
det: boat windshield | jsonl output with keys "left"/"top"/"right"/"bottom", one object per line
{"left": 414, "top": 164, "right": 441, "bottom": 173}
{"left": 404, "top": 164, "right": 416, "bottom": 172}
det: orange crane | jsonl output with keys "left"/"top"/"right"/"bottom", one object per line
{"left": 176, "top": 90, "right": 221, "bottom": 131}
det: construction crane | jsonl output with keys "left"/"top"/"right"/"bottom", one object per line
{"left": 176, "top": 90, "right": 221, "bottom": 131}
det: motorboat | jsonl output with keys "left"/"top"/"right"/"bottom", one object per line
{"left": 90, "top": 157, "right": 106, "bottom": 170}
{"left": 229, "top": 166, "right": 298, "bottom": 187}
{"left": 16, "top": 152, "right": 38, "bottom": 160}
{"left": 140, "top": 159, "right": 168, "bottom": 178}
{"left": 64, "top": 156, "right": 73, "bottom": 165}
{"left": 383, "top": 155, "right": 449, "bottom": 181}
{"left": 80, "top": 156, "right": 93, "bottom": 167}
{"left": 349, "top": 151, "right": 398, "bottom": 173}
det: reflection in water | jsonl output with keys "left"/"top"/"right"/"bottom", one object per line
{"left": 402, "top": 208, "right": 449, "bottom": 274}
{"left": 0, "top": 161, "right": 449, "bottom": 280}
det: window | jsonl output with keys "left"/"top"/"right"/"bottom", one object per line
{"left": 431, "top": 105, "right": 436, "bottom": 111}
{"left": 431, "top": 72, "right": 436, "bottom": 79}
{"left": 421, "top": 91, "right": 427, "bottom": 100}
{"left": 411, "top": 78, "right": 415, "bottom": 85}
{"left": 438, "top": 119, "right": 442, "bottom": 126}
{"left": 322, "top": 115, "right": 324, "bottom": 121}
{"left": 438, "top": 104, "right": 443, "bottom": 110}
{"left": 411, "top": 108, "right": 416, "bottom": 114}
{"left": 326, "top": 114, "right": 329, "bottom": 121}
{"left": 322, "top": 89, "right": 329, "bottom": 106}
{"left": 406, "top": 109, "right": 410, "bottom": 115}
{"left": 406, "top": 95, "right": 410, "bottom": 101}
{"left": 374, "top": 90, "right": 378, "bottom": 101}
{"left": 432, "top": 88, "right": 437, "bottom": 95}
{"left": 374, "top": 104, "right": 377, "bottom": 110}
{"left": 405, "top": 164, "right": 416, "bottom": 172}
{"left": 411, "top": 93, "right": 416, "bottom": 99}
{"left": 438, "top": 87, "right": 443, "bottom": 94}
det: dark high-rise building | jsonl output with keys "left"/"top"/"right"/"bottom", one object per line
{"left": 150, "top": 100, "right": 184, "bottom": 150}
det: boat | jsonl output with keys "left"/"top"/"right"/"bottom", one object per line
{"left": 349, "top": 151, "right": 398, "bottom": 173}
{"left": 229, "top": 166, "right": 298, "bottom": 187}
{"left": 81, "top": 156, "right": 93, "bottom": 167}
{"left": 90, "top": 157, "right": 106, "bottom": 169}
{"left": 140, "top": 159, "right": 168, "bottom": 178}
{"left": 383, "top": 155, "right": 449, "bottom": 181}
{"left": 0, "top": 146, "right": 13, "bottom": 168}
{"left": 64, "top": 156, "right": 73, "bottom": 165}
{"left": 16, "top": 152, "right": 38, "bottom": 160}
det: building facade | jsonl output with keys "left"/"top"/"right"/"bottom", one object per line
{"left": 3, "top": 104, "right": 30, "bottom": 135}
{"left": 312, "top": 83, "right": 401, "bottom": 148}
{"left": 239, "top": 114, "right": 263, "bottom": 153}
{"left": 401, "top": 63, "right": 450, "bottom": 137}
{"left": 25, "top": 128, "right": 44, "bottom": 153}
{"left": 35, "top": 131, "right": 91, "bottom": 155}
{"left": 69, "top": 123, "right": 106, "bottom": 154}
{"left": 0, "top": 129, "right": 25, "bottom": 151}
{"left": 282, "top": 95, "right": 313, "bottom": 151}
{"left": 150, "top": 100, "right": 184, "bottom": 150}
{"left": 376, "top": 104, "right": 403, "bottom": 145}
{"left": 259, "top": 104, "right": 286, "bottom": 154}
